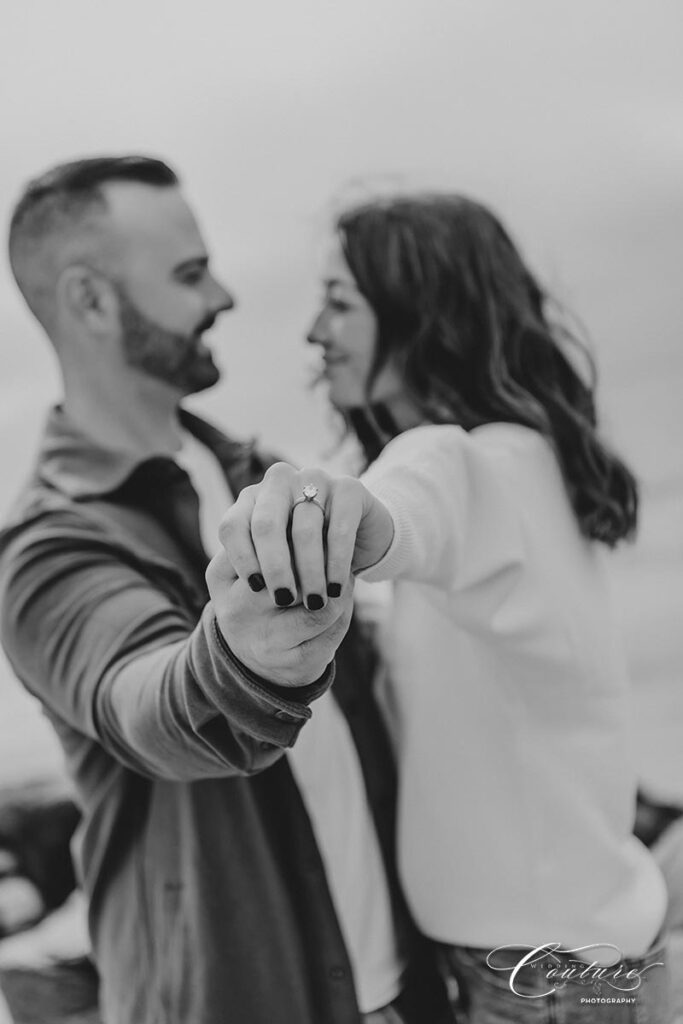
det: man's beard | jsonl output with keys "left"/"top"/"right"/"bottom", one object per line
{"left": 116, "top": 287, "right": 221, "bottom": 395}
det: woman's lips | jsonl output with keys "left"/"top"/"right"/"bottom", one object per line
{"left": 322, "top": 354, "right": 349, "bottom": 371}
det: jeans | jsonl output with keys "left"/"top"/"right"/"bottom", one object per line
{"left": 363, "top": 1002, "right": 456, "bottom": 1024}
{"left": 362, "top": 968, "right": 458, "bottom": 1024}
{"left": 437, "top": 936, "right": 671, "bottom": 1023}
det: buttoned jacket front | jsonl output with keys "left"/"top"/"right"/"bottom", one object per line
{"left": 0, "top": 407, "right": 436, "bottom": 1024}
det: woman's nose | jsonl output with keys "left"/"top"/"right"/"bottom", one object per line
{"left": 306, "top": 312, "right": 327, "bottom": 346}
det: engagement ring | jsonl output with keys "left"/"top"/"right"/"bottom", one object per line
{"left": 292, "top": 484, "right": 326, "bottom": 516}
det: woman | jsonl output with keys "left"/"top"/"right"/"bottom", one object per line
{"left": 219, "top": 194, "right": 670, "bottom": 1023}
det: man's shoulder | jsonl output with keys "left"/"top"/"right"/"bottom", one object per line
{"left": 0, "top": 480, "right": 103, "bottom": 567}
{"left": 2, "top": 478, "right": 71, "bottom": 532}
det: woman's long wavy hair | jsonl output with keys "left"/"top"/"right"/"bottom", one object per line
{"left": 336, "top": 194, "right": 638, "bottom": 546}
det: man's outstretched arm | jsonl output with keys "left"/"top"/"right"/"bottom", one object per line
{"left": 0, "top": 515, "right": 353, "bottom": 782}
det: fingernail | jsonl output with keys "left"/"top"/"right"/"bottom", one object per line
{"left": 306, "top": 594, "right": 324, "bottom": 611}
{"left": 326, "top": 582, "right": 342, "bottom": 598}
{"left": 248, "top": 573, "right": 266, "bottom": 592}
{"left": 274, "top": 588, "right": 295, "bottom": 607}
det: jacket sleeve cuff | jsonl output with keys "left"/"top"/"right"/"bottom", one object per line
{"left": 186, "top": 606, "right": 334, "bottom": 747}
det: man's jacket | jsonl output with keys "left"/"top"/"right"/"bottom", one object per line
{"left": 0, "top": 406, "right": 446, "bottom": 1024}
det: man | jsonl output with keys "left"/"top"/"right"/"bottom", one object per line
{"left": 0, "top": 157, "right": 448, "bottom": 1024}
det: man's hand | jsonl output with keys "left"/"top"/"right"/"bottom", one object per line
{"left": 216, "top": 463, "right": 394, "bottom": 611}
{"left": 206, "top": 552, "right": 354, "bottom": 687}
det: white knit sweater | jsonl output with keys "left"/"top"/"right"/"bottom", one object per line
{"left": 359, "top": 422, "right": 666, "bottom": 957}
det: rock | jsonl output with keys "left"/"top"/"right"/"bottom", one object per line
{"left": 0, "top": 778, "right": 80, "bottom": 911}
{"left": 0, "top": 852, "right": 18, "bottom": 879}
{"left": 0, "top": 780, "right": 100, "bottom": 1020}
{"left": 0, "top": 892, "right": 90, "bottom": 971}
{"left": 0, "top": 893, "right": 99, "bottom": 1023}
{"left": 0, "top": 959, "right": 100, "bottom": 1024}
{"left": 0, "top": 879, "right": 44, "bottom": 938}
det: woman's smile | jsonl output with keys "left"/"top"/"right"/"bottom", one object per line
{"left": 321, "top": 351, "right": 350, "bottom": 369}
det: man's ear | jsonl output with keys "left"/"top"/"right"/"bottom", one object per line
{"left": 57, "top": 264, "right": 118, "bottom": 332}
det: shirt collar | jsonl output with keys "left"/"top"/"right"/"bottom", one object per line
{"left": 37, "top": 404, "right": 255, "bottom": 500}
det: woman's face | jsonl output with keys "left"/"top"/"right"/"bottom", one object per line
{"left": 307, "top": 236, "right": 401, "bottom": 410}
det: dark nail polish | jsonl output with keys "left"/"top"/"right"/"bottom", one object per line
{"left": 306, "top": 594, "right": 324, "bottom": 611}
{"left": 248, "top": 573, "right": 266, "bottom": 592}
{"left": 274, "top": 588, "right": 295, "bottom": 607}
{"left": 326, "top": 582, "right": 342, "bottom": 598}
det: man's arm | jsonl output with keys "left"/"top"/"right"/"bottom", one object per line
{"left": 0, "top": 516, "right": 352, "bottom": 782}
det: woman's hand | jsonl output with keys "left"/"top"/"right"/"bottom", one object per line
{"left": 218, "top": 462, "right": 395, "bottom": 610}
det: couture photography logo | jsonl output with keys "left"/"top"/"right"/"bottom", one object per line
{"left": 485, "top": 943, "right": 665, "bottom": 1002}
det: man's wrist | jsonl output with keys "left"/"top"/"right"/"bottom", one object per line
{"left": 212, "top": 618, "right": 332, "bottom": 706}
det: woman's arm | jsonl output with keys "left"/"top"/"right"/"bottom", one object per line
{"left": 218, "top": 425, "right": 525, "bottom": 605}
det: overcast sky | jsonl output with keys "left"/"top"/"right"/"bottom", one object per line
{"left": 0, "top": 0, "right": 682, "bottom": 787}
{"left": 2, "top": 1, "right": 681, "bottom": 472}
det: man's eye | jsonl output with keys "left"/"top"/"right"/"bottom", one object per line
{"left": 180, "top": 268, "right": 205, "bottom": 286}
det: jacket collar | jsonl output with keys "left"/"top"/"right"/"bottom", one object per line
{"left": 37, "top": 404, "right": 257, "bottom": 500}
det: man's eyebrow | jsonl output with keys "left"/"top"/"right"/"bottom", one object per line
{"left": 173, "top": 255, "right": 209, "bottom": 275}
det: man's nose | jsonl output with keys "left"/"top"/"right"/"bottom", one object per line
{"left": 210, "top": 277, "right": 236, "bottom": 314}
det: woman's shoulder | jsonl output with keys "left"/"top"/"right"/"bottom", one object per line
{"left": 469, "top": 422, "right": 555, "bottom": 469}
{"left": 376, "top": 421, "right": 549, "bottom": 465}
{"left": 365, "top": 422, "right": 559, "bottom": 517}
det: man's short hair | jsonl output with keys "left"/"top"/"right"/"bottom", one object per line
{"left": 8, "top": 155, "right": 179, "bottom": 329}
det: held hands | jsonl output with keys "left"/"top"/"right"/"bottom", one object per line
{"left": 217, "top": 462, "right": 395, "bottom": 611}
{"left": 205, "top": 463, "right": 392, "bottom": 688}
{"left": 206, "top": 558, "right": 354, "bottom": 688}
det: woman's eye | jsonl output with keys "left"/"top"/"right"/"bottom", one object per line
{"left": 329, "top": 298, "right": 350, "bottom": 313}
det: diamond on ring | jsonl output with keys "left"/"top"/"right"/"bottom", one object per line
{"left": 292, "top": 484, "right": 326, "bottom": 516}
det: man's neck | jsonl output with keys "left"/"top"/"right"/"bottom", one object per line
{"left": 62, "top": 372, "right": 184, "bottom": 458}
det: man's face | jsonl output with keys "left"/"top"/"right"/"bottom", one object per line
{"left": 104, "top": 183, "right": 234, "bottom": 395}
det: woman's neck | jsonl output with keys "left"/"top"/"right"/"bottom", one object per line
{"left": 348, "top": 393, "right": 426, "bottom": 464}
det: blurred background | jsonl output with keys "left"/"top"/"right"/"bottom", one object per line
{"left": 0, "top": 0, "right": 681, "bottom": 798}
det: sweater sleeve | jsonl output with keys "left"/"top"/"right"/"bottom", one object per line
{"left": 357, "top": 424, "right": 526, "bottom": 596}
